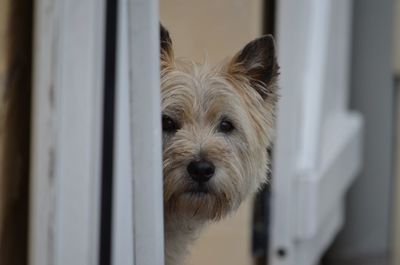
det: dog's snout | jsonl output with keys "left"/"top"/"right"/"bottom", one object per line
{"left": 187, "top": 159, "right": 215, "bottom": 183}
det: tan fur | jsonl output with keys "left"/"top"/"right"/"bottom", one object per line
{"left": 161, "top": 25, "right": 278, "bottom": 265}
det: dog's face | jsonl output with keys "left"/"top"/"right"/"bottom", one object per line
{"left": 160, "top": 25, "right": 279, "bottom": 221}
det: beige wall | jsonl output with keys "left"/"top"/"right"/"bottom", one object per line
{"left": 160, "top": 0, "right": 263, "bottom": 64}
{"left": 160, "top": 1, "right": 263, "bottom": 264}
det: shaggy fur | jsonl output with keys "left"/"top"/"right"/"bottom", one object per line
{"left": 160, "top": 24, "right": 279, "bottom": 265}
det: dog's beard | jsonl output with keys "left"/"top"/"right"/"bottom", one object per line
{"left": 163, "top": 168, "right": 242, "bottom": 221}
{"left": 165, "top": 190, "right": 230, "bottom": 220}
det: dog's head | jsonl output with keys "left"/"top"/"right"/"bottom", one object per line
{"left": 160, "top": 24, "right": 279, "bottom": 221}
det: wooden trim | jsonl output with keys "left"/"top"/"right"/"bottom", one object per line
{"left": 0, "top": 1, "right": 33, "bottom": 264}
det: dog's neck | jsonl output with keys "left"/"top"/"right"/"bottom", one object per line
{"left": 164, "top": 216, "right": 207, "bottom": 265}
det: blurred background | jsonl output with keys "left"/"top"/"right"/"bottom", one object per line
{"left": 1, "top": 0, "right": 400, "bottom": 265}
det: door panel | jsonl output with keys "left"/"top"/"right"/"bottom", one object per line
{"left": 270, "top": 0, "right": 363, "bottom": 264}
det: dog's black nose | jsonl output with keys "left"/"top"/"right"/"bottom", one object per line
{"left": 187, "top": 160, "right": 215, "bottom": 183}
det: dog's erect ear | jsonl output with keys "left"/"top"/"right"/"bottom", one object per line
{"left": 230, "top": 35, "right": 279, "bottom": 99}
{"left": 160, "top": 23, "right": 173, "bottom": 61}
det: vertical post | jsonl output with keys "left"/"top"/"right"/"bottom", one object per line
{"left": 30, "top": 0, "right": 105, "bottom": 264}
{"left": 271, "top": 0, "right": 362, "bottom": 264}
{"left": 127, "top": 0, "right": 164, "bottom": 264}
{"left": 112, "top": 0, "right": 133, "bottom": 263}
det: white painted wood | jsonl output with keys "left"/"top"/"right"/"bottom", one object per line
{"left": 29, "top": 0, "right": 105, "bottom": 264}
{"left": 298, "top": 0, "right": 332, "bottom": 172}
{"left": 112, "top": 0, "right": 134, "bottom": 263}
{"left": 269, "top": 0, "right": 313, "bottom": 264}
{"left": 393, "top": 0, "right": 400, "bottom": 262}
{"left": 394, "top": 0, "right": 400, "bottom": 75}
{"left": 295, "top": 112, "right": 362, "bottom": 239}
{"left": 270, "top": 0, "right": 363, "bottom": 264}
{"left": 125, "top": 0, "right": 165, "bottom": 264}
{"left": 294, "top": 201, "right": 344, "bottom": 265}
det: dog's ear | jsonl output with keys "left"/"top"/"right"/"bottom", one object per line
{"left": 229, "top": 35, "right": 279, "bottom": 99}
{"left": 160, "top": 23, "right": 173, "bottom": 62}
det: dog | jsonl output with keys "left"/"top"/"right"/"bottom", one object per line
{"left": 160, "top": 24, "right": 279, "bottom": 265}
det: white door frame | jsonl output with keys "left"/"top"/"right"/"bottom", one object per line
{"left": 30, "top": 0, "right": 106, "bottom": 264}
{"left": 270, "top": 0, "right": 363, "bottom": 264}
{"left": 30, "top": 0, "right": 164, "bottom": 264}
{"left": 112, "top": 0, "right": 164, "bottom": 264}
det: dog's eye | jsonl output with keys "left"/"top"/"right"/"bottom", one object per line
{"left": 162, "top": 115, "right": 179, "bottom": 133}
{"left": 219, "top": 119, "right": 235, "bottom": 133}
